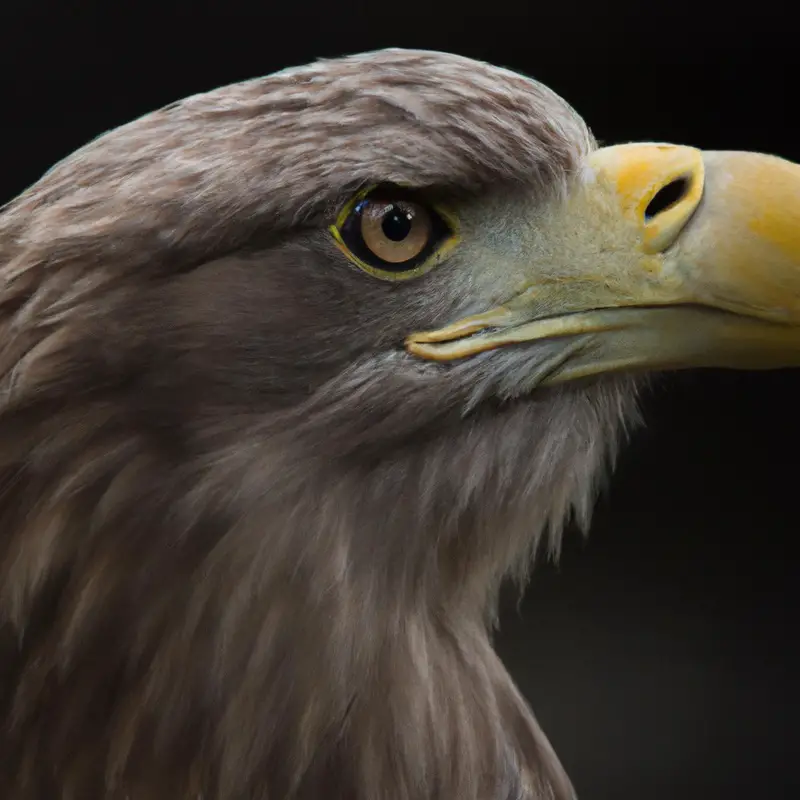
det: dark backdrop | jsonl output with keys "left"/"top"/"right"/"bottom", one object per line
{"left": 1, "top": 7, "right": 797, "bottom": 800}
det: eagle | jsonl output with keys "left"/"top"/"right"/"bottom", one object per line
{"left": 0, "top": 48, "right": 798, "bottom": 800}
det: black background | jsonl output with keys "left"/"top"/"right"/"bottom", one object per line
{"left": 1, "top": 6, "right": 797, "bottom": 799}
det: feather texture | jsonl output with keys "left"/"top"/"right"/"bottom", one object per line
{"left": 0, "top": 49, "right": 639, "bottom": 799}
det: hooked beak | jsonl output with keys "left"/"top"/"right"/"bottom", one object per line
{"left": 405, "top": 144, "right": 800, "bottom": 383}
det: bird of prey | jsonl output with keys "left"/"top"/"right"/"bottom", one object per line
{"left": 0, "top": 48, "right": 798, "bottom": 800}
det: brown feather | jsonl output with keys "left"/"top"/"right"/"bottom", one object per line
{"left": 0, "top": 49, "right": 639, "bottom": 799}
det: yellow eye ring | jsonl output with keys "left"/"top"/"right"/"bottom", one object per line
{"left": 329, "top": 185, "right": 460, "bottom": 281}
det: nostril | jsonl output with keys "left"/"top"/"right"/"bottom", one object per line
{"left": 644, "top": 175, "right": 692, "bottom": 221}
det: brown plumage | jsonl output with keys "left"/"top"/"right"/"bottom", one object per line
{"left": 1, "top": 48, "right": 798, "bottom": 800}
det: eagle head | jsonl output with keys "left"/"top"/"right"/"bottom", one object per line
{"left": 1, "top": 49, "right": 798, "bottom": 799}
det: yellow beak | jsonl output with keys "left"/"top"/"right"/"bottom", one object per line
{"left": 406, "top": 144, "right": 800, "bottom": 383}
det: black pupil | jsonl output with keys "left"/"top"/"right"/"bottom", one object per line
{"left": 381, "top": 206, "right": 413, "bottom": 241}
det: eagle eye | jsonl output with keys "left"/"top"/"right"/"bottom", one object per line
{"left": 330, "top": 186, "right": 458, "bottom": 280}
